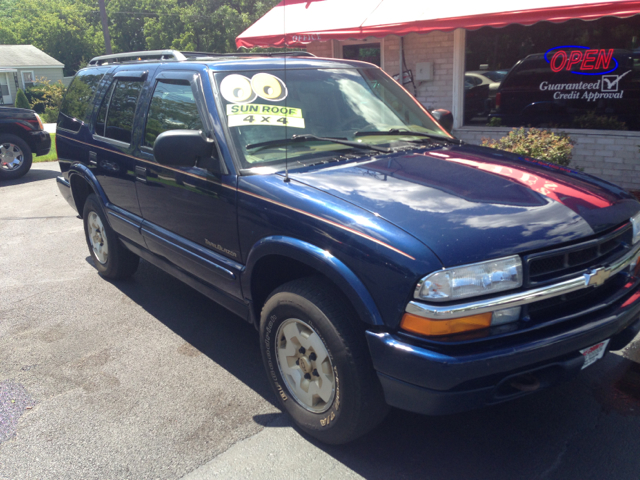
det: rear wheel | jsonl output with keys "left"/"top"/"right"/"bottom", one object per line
{"left": 0, "top": 134, "right": 32, "bottom": 180}
{"left": 260, "top": 277, "right": 389, "bottom": 444}
{"left": 83, "top": 194, "right": 139, "bottom": 279}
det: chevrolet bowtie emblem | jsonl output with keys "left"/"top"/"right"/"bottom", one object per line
{"left": 584, "top": 268, "right": 610, "bottom": 288}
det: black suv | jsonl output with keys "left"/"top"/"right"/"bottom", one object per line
{"left": 0, "top": 107, "right": 51, "bottom": 179}
{"left": 56, "top": 50, "right": 640, "bottom": 444}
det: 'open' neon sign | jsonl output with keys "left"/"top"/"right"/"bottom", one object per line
{"left": 544, "top": 46, "right": 619, "bottom": 75}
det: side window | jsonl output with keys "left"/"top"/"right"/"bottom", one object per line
{"left": 144, "top": 79, "right": 203, "bottom": 147}
{"left": 104, "top": 80, "right": 144, "bottom": 144}
{"left": 95, "top": 81, "right": 116, "bottom": 137}
{"left": 58, "top": 70, "right": 105, "bottom": 132}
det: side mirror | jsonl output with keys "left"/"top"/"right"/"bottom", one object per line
{"left": 430, "top": 109, "right": 454, "bottom": 133}
{"left": 153, "top": 130, "right": 218, "bottom": 172}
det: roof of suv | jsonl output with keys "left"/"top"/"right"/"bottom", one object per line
{"left": 86, "top": 49, "right": 374, "bottom": 72}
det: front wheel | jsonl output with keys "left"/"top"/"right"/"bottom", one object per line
{"left": 0, "top": 134, "right": 32, "bottom": 180}
{"left": 260, "top": 277, "right": 388, "bottom": 444}
{"left": 83, "top": 194, "right": 139, "bottom": 280}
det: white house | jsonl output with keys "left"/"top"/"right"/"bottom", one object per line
{"left": 0, "top": 45, "right": 65, "bottom": 106}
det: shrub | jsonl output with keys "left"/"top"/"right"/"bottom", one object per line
{"left": 15, "top": 89, "right": 31, "bottom": 109}
{"left": 572, "top": 111, "right": 627, "bottom": 130}
{"left": 42, "top": 107, "right": 60, "bottom": 123}
{"left": 481, "top": 127, "right": 574, "bottom": 167}
{"left": 27, "top": 78, "right": 66, "bottom": 116}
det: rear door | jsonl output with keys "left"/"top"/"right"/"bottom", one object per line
{"left": 133, "top": 67, "right": 243, "bottom": 300}
{"left": 90, "top": 66, "right": 157, "bottom": 245}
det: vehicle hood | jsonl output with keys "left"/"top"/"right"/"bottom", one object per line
{"left": 289, "top": 145, "right": 640, "bottom": 266}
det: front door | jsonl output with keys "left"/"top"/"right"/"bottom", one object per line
{"left": 0, "top": 73, "right": 12, "bottom": 105}
{"left": 134, "top": 69, "right": 242, "bottom": 300}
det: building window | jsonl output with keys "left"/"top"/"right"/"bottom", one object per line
{"left": 464, "top": 16, "right": 640, "bottom": 131}
{"left": 21, "top": 71, "right": 35, "bottom": 89}
{"left": 0, "top": 73, "right": 10, "bottom": 104}
{"left": 343, "top": 43, "right": 381, "bottom": 66}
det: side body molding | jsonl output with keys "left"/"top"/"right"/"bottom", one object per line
{"left": 243, "top": 236, "right": 384, "bottom": 326}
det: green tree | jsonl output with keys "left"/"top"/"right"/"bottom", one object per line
{"left": 15, "top": 89, "right": 31, "bottom": 109}
{"left": 169, "top": 0, "right": 278, "bottom": 52}
{"left": 1, "top": 0, "right": 102, "bottom": 75}
{"left": 0, "top": 0, "right": 281, "bottom": 76}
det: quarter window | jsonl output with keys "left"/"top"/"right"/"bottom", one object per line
{"left": 144, "top": 80, "right": 203, "bottom": 146}
{"left": 58, "top": 70, "right": 105, "bottom": 132}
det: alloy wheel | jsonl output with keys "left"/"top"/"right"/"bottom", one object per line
{"left": 275, "top": 318, "right": 336, "bottom": 413}
{"left": 87, "top": 211, "right": 109, "bottom": 264}
{"left": 0, "top": 143, "right": 24, "bottom": 171}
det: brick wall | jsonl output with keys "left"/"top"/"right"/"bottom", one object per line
{"left": 305, "top": 40, "right": 333, "bottom": 58}
{"left": 454, "top": 126, "right": 640, "bottom": 192}
{"left": 401, "top": 32, "right": 454, "bottom": 112}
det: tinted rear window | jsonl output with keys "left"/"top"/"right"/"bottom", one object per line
{"left": 95, "top": 79, "right": 143, "bottom": 144}
{"left": 58, "top": 70, "right": 104, "bottom": 132}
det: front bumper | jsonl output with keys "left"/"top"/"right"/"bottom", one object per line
{"left": 367, "top": 284, "right": 640, "bottom": 415}
{"left": 30, "top": 130, "right": 51, "bottom": 157}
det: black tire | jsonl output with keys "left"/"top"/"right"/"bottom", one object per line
{"left": 260, "top": 277, "right": 389, "bottom": 444}
{"left": 82, "top": 194, "right": 139, "bottom": 280}
{"left": 0, "top": 134, "right": 32, "bottom": 180}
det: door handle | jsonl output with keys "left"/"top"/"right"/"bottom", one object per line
{"left": 135, "top": 165, "right": 147, "bottom": 183}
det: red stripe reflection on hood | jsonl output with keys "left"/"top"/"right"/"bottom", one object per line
{"left": 430, "top": 153, "right": 613, "bottom": 211}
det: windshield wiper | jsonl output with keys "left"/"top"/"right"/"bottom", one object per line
{"left": 354, "top": 128, "right": 462, "bottom": 145}
{"left": 245, "top": 134, "right": 391, "bottom": 153}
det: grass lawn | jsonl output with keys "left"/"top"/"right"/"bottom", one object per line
{"left": 34, "top": 133, "right": 57, "bottom": 162}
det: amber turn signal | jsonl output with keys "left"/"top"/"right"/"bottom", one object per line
{"left": 400, "top": 312, "right": 492, "bottom": 337}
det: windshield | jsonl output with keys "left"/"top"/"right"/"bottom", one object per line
{"left": 482, "top": 70, "right": 508, "bottom": 82}
{"left": 213, "top": 67, "right": 450, "bottom": 170}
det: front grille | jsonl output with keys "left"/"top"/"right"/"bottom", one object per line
{"left": 525, "top": 275, "right": 625, "bottom": 322}
{"left": 525, "top": 223, "right": 632, "bottom": 286}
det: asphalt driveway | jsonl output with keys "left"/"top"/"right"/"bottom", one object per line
{"left": 1, "top": 163, "right": 640, "bottom": 480}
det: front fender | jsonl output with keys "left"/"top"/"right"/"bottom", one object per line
{"left": 243, "top": 236, "right": 384, "bottom": 326}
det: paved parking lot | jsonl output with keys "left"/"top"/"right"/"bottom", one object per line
{"left": 1, "top": 163, "right": 640, "bottom": 480}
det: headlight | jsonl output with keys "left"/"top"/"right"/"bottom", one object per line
{"left": 631, "top": 212, "right": 640, "bottom": 245}
{"left": 415, "top": 255, "right": 523, "bottom": 302}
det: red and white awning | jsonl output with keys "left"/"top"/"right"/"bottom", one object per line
{"left": 236, "top": 0, "right": 640, "bottom": 48}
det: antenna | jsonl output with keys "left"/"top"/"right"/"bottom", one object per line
{"left": 283, "top": 0, "right": 290, "bottom": 183}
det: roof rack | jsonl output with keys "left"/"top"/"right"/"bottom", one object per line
{"left": 88, "top": 50, "right": 186, "bottom": 66}
{"left": 180, "top": 51, "right": 316, "bottom": 58}
{"left": 87, "top": 49, "right": 316, "bottom": 66}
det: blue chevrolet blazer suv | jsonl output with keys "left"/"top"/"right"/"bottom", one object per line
{"left": 55, "top": 50, "right": 640, "bottom": 444}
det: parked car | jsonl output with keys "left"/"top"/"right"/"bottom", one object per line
{"left": 465, "top": 70, "right": 509, "bottom": 115}
{"left": 490, "top": 49, "right": 640, "bottom": 128}
{"left": 56, "top": 50, "right": 640, "bottom": 444}
{"left": 0, "top": 107, "right": 50, "bottom": 179}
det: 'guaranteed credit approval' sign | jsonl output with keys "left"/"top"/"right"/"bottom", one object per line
{"left": 226, "top": 104, "right": 306, "bottom": 128}
{"left": 540, "top": 45, "right": 630, "bottom": 102}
